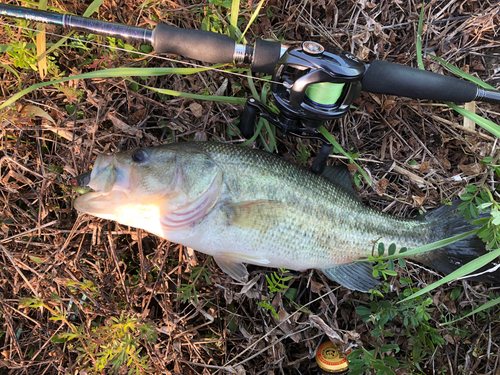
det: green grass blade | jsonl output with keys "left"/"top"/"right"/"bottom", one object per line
{"left": 363, "top": 229, "right": 478, "bottom": 261}
{"left": 82, "top": 0, "right": 105, "bottom": 17}
{"left": 446, "top": 102, "right": 500, "bottom": 138}
{"left": 416, "top": 2, "right": 425, "bottom": 70}
{"left": 0, "top": 63, "right": 21, "bottom": 85}
{"left": 441, "top": 295, "right": 500, "bottom": 325}
{"left": 238, "top": 0, "right": 266, "bottom": 43}
{"left": 318, "top": 126, "right": 372, "bottom": 185}
{"left": 135, "top": 79, "right": 246, "bottom": 104}
{"left": 428, "top": 54, "right": 497, "bottom": 90}
{"left": 41, "top": 34, "right": 78, "bottom": 61}
{"left": 0, "top": 66, "right": 226, "bottom": 109}
{"left": 247, "top": 70, "right": 260, "bottom": 98}
{"left": 229, "top": 0, "right": 241, "bottom": 40}
{"left": 18, "top": 0, "right": 72, "bottom": 13}
{"left": 241, "top": 117, "right": 265, "bottom": 146}
{"left": 399, "top": 247, "right": 500, "bottom": 303}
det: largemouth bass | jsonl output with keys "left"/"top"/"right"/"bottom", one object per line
{"left": 74, "top": 142, "right": 499, "bottom": 291}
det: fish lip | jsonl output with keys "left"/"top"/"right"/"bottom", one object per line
{"left": 86, "top": 154, "right": 135, "bottom": 196}
{"left": 88, "top": 154, "right": 114, "bottom": 191}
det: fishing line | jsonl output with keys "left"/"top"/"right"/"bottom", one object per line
{"left": 0, "top": 20, "right": 283, "bottom": 86}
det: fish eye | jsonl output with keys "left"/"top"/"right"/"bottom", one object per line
{"left": 132, "top": 149, "right": 148, "bottom": 163}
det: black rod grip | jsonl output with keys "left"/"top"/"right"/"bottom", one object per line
{"left": 361, "top": 60, "right": 478, "bottom": 103}
{"left": 152, "top": 23, "right": 235, "bottom": 63}
{"left": 251, "top": 39, "right": 282, "bottom": 75}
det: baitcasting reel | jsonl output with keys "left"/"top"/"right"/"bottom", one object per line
{"left": 240, "top": 41, "right": 365, "bottom": 173}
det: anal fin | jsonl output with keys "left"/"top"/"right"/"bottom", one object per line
{"left": 322, "top": 262, "right": 380, "bottom": 292}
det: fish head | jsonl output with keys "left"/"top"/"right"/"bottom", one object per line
{"left": 74, "top": 145, "right": 223, "bottom": 238}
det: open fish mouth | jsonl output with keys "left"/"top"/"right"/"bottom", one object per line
{"left": 73, "top": 154, "right": 135, "bottom": 216}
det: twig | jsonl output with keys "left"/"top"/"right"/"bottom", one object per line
{"left": 0, "top": 220, "right": 57, "bottom": 244}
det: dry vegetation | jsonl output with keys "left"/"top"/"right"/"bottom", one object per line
{"left": 1, "top": 0, "right": 500, "bottom": 374}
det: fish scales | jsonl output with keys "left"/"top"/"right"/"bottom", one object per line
{"left": 189, "top": 142, "right": 431, "bottom": 259}
{"left": 74, "top": 141, "right": 500, "bottom": 291}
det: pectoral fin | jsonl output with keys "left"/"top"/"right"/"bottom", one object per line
{"left": 214, "top": 257, "right": 249, "bottom": 281}
{"left": 214, "top": 252, "right": 271, "bottom": 281}
{"left": 222, "top": 200, "right": 286, "bottom": 231}
{"left": 322, "top": 262, "right": 380, "bottom": 292}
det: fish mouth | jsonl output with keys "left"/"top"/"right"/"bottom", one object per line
{"left": 87, "top": 154, "right": 117, "bottom": 193}
{"left": 74, "top": 154, "right": 135, "bottom": 216}
{"left": 74, "top": 190, "right": 129, "bottom": 217}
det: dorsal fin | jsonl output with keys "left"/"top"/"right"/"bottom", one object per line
{"left": 322, "top": 165, "right": 354, "bottom": 191}
{"left": 321, "top": 165, "right": 360, "bottom": 200}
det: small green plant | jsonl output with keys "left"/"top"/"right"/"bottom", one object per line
{"left": 458, "top": 184, "right": 489, "bottom": 221}
{"left": 457, "top": 157, "right": 500, "bottom": 249}
{"left": 352, "top": 243, "right": 446, "bottom": 373}
{"left": 366, "top": 242, "right": 406, "bottom": 297}
{"left": 21, "top": 293, "right": 157, "bottom": 374}
{"left": 258, "top": 267, "right": 292, "bottom": 318}
{"left": 348, "top": 345, "right": 400, "bottom": 375}
{"left": 177, "top": 258, "right": 213, "bottom": 303}
{"left": 354, "top": 279, "right": 446, "bottom": 374}
{"left": 56, "top": 313, "right": 157, "bottom": 374}
{"left": 295, "top": 140, "right": 310, "bottom": 166}
{"left": 66, "top": 279, "right": 101, "bottom": 300}
{"left": 3, "top": 19, "right": 62, "bottom": 77}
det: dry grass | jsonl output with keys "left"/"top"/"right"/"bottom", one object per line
{"left": 0, "top": 0, "right": 500, "bottom": 374}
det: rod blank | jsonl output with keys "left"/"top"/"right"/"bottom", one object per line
{"left": 0, "top": 4, "right": 153, "bottom": 44}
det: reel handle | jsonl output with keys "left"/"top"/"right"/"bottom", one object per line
{"left": 239, "top": 99, "right": 259, "bottom": 138}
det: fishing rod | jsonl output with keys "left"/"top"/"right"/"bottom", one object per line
{"left": 1, "top": 3, "right": 500, "bottom": 173}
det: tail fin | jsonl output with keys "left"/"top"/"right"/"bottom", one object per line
{"left": 414, "top": 201, "right": 500, "bottom": 284}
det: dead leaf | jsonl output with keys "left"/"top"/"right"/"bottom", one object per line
{"left": 375, "top": 178, "right": 389, "bottom": 196}
{"left": 309, "top": 315, "right": 343, "bottom": 342}
{"left": 443, "top": 334, "right": 456, "bottom": 345}
{"left": 108, "top": 112, "right": 142, "bottom": 138}
{"left": 419, "top": 161, "right": 430, "bottom": 173}
{"left": 381, "top": 98, "right": 398, "bottom": 113}
{"left": 412, "top": 196, "right": 425, "bottom": 207}
{"left": 355, "top": 45, "right": 370, "bottom": 60}
{"left": 471, "top": 59, "right": 485, "bottom": 71}
{"left": 20, "top": 105, "right": 55, "bottom": 124}
{"left": 189, "top": 102, "right": 204, "bottom": 118}
{"left": 310, "top": 280, "right": 325, "bottom": 293}
{"left": 459, "top": 163, "right": 484, "bottom": 176}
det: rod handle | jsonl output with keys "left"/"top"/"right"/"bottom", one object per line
{"left": 361, "top": 60, "right": 478, "bottom": 103}
{"left": 153, "top": 23, "right": 236, "bottom": 63}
